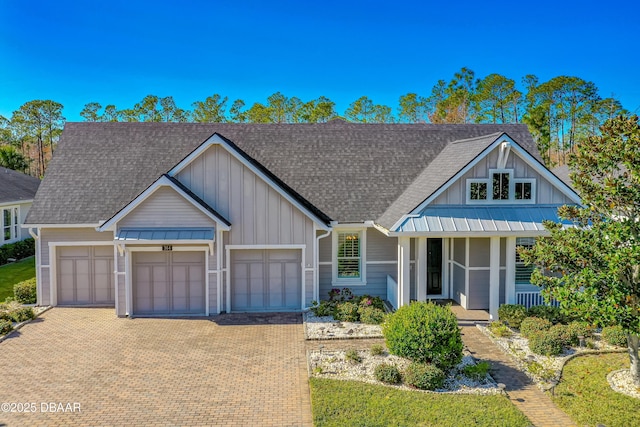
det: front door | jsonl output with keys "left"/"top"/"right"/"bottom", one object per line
{"left": 427, "top": 238, "right": 442, "bottom": 295}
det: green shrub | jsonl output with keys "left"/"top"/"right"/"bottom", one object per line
{"left": 520, "top": 317, "right": 552, "bottom": 339}
{"left": 310, "top": 300, "right": 336, "bottom": 317}
{"left": 601, "top": 325, "right": 627, "bottom": 347}
{"left": 374, "top": 363, "right": 402, "bottom": 384}
{"left": 383, "top": 302, "right": 462, "bottom": 370}
{"left": 0, "top": 320, "right": 12, "bottom": 335}
{"left": 358, "top": 306, "right": 385, "bottom": 324}
{"left": 498, "top": 304, "right": 527, "bottom": 329}
{"left": 562, "top": 321, "right": 593, "bottom": 346}
{"left": 462, "top": 361, "right": 490, "bottom": 381}
{"left": 357, "top": 295, "right": 385, "bottom": 311}
{"left": 10, "top": 307, "right": 35, "bottom": 323}
{"left": 528, "top": 326, "right": 566, "bottom": 356}
{"left": 334, "top": 301, "right": 360, "bottom": 322}
{"left": 403, "top": 363, "right": 445, "bottom": 390}
{"left": 345, "top": 349, "right": 362, "bottom": 364}
{"left": 488, "top": 321, "right": 513, "bottom": 337}
{"left": 0, "top": 238, "right": 35, "bottom": 266}
{"left": 370, "top": 344, "right": 385, "bottom": 356}
{"left": 13, "top": 278, "right": 37, "bottom": 304}
{"left": 526, "top": 305, "right": 567, "bottom": 324}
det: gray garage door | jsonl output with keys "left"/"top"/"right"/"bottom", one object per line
{"left": 57, "top": 246, "right": 114, "bottom": 305}
{"left": 133, "top": 251, "right": 205, "bottom": 316}
{"left": 231, "top": 249, "right": 301, "bottom": 312}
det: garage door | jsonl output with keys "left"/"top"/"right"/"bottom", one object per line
{"left": 133, "top": 251, "right": 205, "bottom": 316}
{"left": 231, "top": 249, "right": 301, "bottom": 312}
{"left": 57, "top": 246, "right": 114, "bottom": 305}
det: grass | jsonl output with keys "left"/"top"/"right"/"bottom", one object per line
{"left": 310, "top": 378, "right": 531, "bottom": 427}
{"left": 551, "top": 352, "right": 640, "bottom": 427}
{"left": 0, "top": 256, "right": 35, "bottom": 301}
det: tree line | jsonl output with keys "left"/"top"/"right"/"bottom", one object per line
{"left": 0, "top": 68, "right": 628, "bottom": 176}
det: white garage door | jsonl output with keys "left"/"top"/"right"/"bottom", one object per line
{"left": 57, "top": 246, "right": 114, "bottom": 305}
{"left": 133, "top": 251, "right": 205, "bottom": 316}
{"left": 231, "top": 249, "right": 301, "bottom": 312}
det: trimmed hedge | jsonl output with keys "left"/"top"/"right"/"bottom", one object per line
{"left": 520, "top": 317, "right": 552, "bottom": 339}
{"left": 403, "top": 363, "right": 445, "bottom": 390}
{"left": 383, "top": 301, "right": 462, "bottom": 370}
{"left": 498, "top": 304, "right": 527, "bottom": 329}
{"left": 529, "top": 325, "right": 566, "bottom": 356}
{"left": 0, "top": 320, "right": 12, "bottom": 335}
{"left": 526, "top": 305, "right": 568, "bottom": 324}
{"left": 0, "top": 238, "right": 35, "bottom": 266}
{"left": 602, "top": 325, "right": 627, "bottom": 347}
{"left": 14, "top": 278, "right": 37, "bottom": 304}
{"left": 374, "top": 363, "right": 402, "bottom": 384}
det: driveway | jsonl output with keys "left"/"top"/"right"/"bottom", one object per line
{"left": 0, "top": 308, "right": 312, "bottom": 426}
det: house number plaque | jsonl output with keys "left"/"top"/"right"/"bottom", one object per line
{"left": 162, "top": 245, "right": 173, "bottom": 251}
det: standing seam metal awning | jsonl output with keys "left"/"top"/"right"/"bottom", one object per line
{"left": 396, "top": 205, "right": 572, "bottom": 233}
{"left": 116, "top": 228, "right": 215, "bottom": 241}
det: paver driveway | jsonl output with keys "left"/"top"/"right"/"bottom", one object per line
{"left": 0, "top": 308, "right": 312, "bottom": 426}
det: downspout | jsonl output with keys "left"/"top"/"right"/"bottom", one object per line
{"left": 28, "top": 227, "right": 40, "bottom": 306}
{"left": 315, "top": 228, "right": 331, "bottom": 302}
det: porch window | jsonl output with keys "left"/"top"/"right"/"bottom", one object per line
{"left": 337, "top": 232, "right": 361, "bottom": 279}
{"left": 2, "top": 207, "right": 18, "bottom": 243}
{"left": 515, "top": 237, "right": 535, "bottom": 284}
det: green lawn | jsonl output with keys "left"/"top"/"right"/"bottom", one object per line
{"left": 0, "top": 256, "right": 35, "bottom": 301}
{"left": 551, "top": 352, "right": 640, "bottom": 427}
{"left": 310, "top": 378, "right": 531, "bottom": 427}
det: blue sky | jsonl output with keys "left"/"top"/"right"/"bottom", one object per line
{"left": 1, "top": 0, "right": 639, "bottom": 121}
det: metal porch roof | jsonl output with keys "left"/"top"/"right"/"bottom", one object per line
{"left": 396, "top": 205, "right": 572, "bottom": 234}
{"left": 116, "top": 228, "right": 215, "bottom": 241}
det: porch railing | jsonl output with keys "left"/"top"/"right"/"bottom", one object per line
{"left": 516, "top": 291, "right": 559, "bottom": 309}
{"left": 386, "top": 275, "right": 398, "bottom": 310}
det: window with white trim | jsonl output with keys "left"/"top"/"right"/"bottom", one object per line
{"left": 467, "top": 169, "right": 535, "bottom": 204}
{"left": 333, "top": 229, "right": 366, "bottom": 285}
{"left": 2, "top": 206, "right": 19, "bottom": 243}
{"left": 515, "top": 237, "right": 535, "bottom": 284}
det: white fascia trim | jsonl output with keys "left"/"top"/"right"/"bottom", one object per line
{"left": 167, "top": 134, "right": 330, "bottom": 231}
{"left": 388, "top": 230, "right": 550, "bottom": 238}
{"left": 23, "top": 223, "right": 101, "bottom": 229}
{"left": 48, "top": 241, "right": 114, "bottom": 247}
{"left": 115, "top": 239, "right": 214, "bottom": 255}
{"left": 97, "top": 175, "right": 230, "bottom": 232}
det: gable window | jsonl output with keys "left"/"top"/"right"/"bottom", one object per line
{"left": 469, "top": 182, "right": 487, "bottom": 200}
{"left": 515, "top": 237, "right": 535, "bottom": 284}
{"left": 2, "top": 206, "right": 19, "bottom": 243}
{"left": 467, "top": 170, "right": 535, "bottom": 204}
{"left": 492, "top": 172, "right": 510, "bottom": 200}
{"left": 333, "top": 229, "right": 367, "bottom": 285}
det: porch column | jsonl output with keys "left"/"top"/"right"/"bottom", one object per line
{"left": 398, "top": 237, "right": 411, "bottom": 307}
{"left": 416, "top": 238, "right": 427, "bottom": 301}
{"left": 505, "top": 237, "right": 517, "bottom": 304}
{"left": 489, "top": 236, "right": 500, "bottom": 321}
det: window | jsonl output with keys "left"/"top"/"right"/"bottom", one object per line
{"left": 467, "top": 170, "right": 535, "bottom": 204}
{"left": 2, "top": 206, "right": 19, "bottom": 243}
{"left": 470, "top": 182, "right": 487, "bottom": 200}
{"left": 492, "top": 172, "right": 510, "bottom": 200}
{"left": 515, "top": 181, "right": 533, "bottom": 200}
{"left": 337, "top": 232, "right": 361, "bottom": 279}
{"left": 515, "top": 237, "right": 535, "bottom": 284}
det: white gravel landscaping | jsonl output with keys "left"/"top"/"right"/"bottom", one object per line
{"left": 308, "top": 348, "right": 500, "bottom": 394}
{"left": 607, "top": 370, "right": 640, "bottom": 399}
{"left": 303, "top": 310, "right": 383, "bottom": 339}
{"left": 477, "top": 323, "right": 627, "bottom": 391}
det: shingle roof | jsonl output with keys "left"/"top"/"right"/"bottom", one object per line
{"left": 25, "top": 122, "right": 538, "bottom": 226}
{"left": 376, "top": 132, "right": 504, "bottom": 229}
{"left": 0, "top": 166, "right": 40, "bottom": 204}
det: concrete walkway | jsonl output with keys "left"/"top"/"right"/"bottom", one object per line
{"left": 460, "top": 324, "right": 576, "bottom": 427}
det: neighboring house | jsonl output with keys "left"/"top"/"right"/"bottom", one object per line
{"left": 24, "top": 122, "right": 579, "bottom": 320}
{"left": 0, "top": 166, "right": 40, "bottom": 245}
